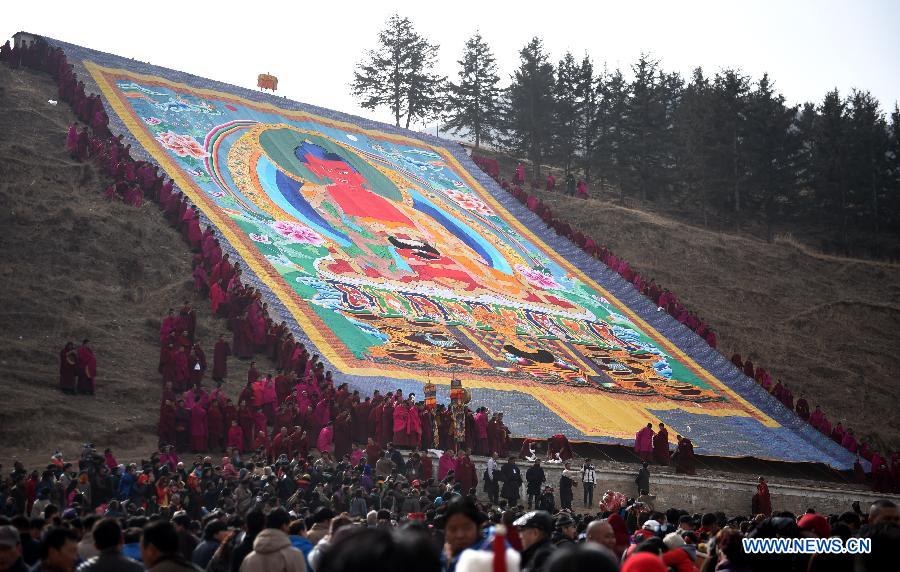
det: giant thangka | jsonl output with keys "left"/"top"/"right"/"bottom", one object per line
{"left": 48, "top": 37, "right": 858, "bottom": 469}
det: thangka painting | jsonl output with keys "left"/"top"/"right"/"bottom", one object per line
{"left": 86, "top": 62, "right": 785, "bottom": 445}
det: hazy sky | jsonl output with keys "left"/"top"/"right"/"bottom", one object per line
{"left": 5, "top": 0, "right": 899, "bottom": 133}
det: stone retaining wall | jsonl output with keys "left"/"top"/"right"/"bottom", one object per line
{"left": 470, "top": 459, "right": 899, "bottom": 516}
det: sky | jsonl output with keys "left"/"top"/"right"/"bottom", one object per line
{"left": 5, "top": 0, "right": 899, "bottom": 134}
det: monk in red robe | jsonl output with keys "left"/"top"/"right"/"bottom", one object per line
{"left": 382, "top": 398, "right": 395, "bottom": 447}
{"left": 362, "top": 437, "right": 379, "bottom": 467}
{"left": 831, "top": 422, "right": 846, "bottom": 444}
{"left": 634, "top": 423, "right": 654, "bottom": 462}
{"left": 175, "top": 399, "right": 191, "bottom": 451}
{"left": 271, "top": 427, "right": 290, "bottom": 459}
{"left": 743, "top": 359, "right": 755, "bottom": 378}
{"left": 438, "top": 406, "right": 454, "bottom": 451}
{"left": 227, "top": 420, "right": 244, "bottom": 453}
{"left": 496, "top": 413, "right": 509, "bottom": 457}
{"left": 653, "top": 423, "right": 670, "bottom": 465}
{"left": 795, "top": 396, "right": 810, "bottom": 421}
{"left": 211, "top": 334, "right": 230, "bottom": 381}
{"left": 289, "top": 427, "right": 309, "bottom": 459}
{"left": 238, "top": 401, "right": 255, "bottom": 451}
{"left": 547, "top": 434, "right": 573, "bottom": 461}
{"left": 59, "top": 342, "right": 78, "bottom": 393}
{"left": 752, "top": 476, "right": 772, "bottom": 516}
{"left": 333, "top": 411, "right": 352, "bottom": 459}
{"left": 160, "top": 309, "right": 179, "bottom": 345}
{"left": 172, "top": 345, "right": 190, "bottom": 392}
{"left": 65, "top": 123, "right": 79, "bottom": 158}
{"left": 207, "top": 401, "right": 225, "bottom": 452}
{"left": 841, "top": 429, "right": 858, "bottom": 453}
{"left": 190, "top": 403, "right": 208, "bottom": 452}
{"left": 392, "top": 401, "right": 409, "bottom": 447}
{"left": 673, "top": 435, "right": 697, "bottom": 475}
{"left": 455, "top": 450, "right": 478, "bottom": 496}
{"left": 350, "top": 397, "right": 372, "bottom": 443}
{"left": 76, "top": 339, "right": 97, "bottom": 394}
{"left": 158, "top": 399, "right": 177, "bottom": 447}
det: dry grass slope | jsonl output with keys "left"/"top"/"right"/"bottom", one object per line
{"left": 0, "top": 65, "right": 274, "bottom": 466}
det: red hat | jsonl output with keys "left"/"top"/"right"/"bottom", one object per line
{"left": 622, "top": 552, "right": 667, "bottom": 572}
{"left": 798, "top": 513, "right": 831, "bottom": 538}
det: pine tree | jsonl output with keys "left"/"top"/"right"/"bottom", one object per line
{"left": 574, "top": 55, "right": 599, "bottom": 181}
{"left": 810, "top": 90, "right": 850, "bottom": 243}
{"left": 845, "top": 90, "right": 890, "bottom": 242}
{"left": 742, "top": 74, "right": 801, "bottom": 241}
{"left": 658, "top": 70, "right": 684, "bottom": 199}
{"left": 501, "top": 37, "right": 556, "bottom": 181}
{"left": 673, "top": 67, "right": 716, "bottom": 224}
{"left": 444, "top": 32, "right": 502, "bottom": 148}
{"left": 551, "top": 52, "right": 580, "bottom": 174}
{"left": 793, "top": 102, "right": 818, "bottom": 201}
{"left": 709, "top": 69, "right": 751, "bottom": 220}
{"left": 592, "top": 66, "right": 629, "bottom": 198}
{"left": 622, "top": 54, "right": 668, "bottom": 202}
{"left": 889, "top": 105, "right": 900, "bottom": 230}
{"left": 352, "top": 14, "right": 445, "bottom": 129}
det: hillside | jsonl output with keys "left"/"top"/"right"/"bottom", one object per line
{"left": 470, "top": 147, "right": 900, "bottom": 452}
{"left": 0, "top": 64, "right": 274, "bottom": 466}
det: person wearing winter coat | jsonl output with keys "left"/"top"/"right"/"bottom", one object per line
{"left": 239, "top": 508, "right": 306, "bottom": 572}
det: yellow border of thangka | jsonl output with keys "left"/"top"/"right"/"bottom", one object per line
{"left": 85, "top": 61, "right": 778, "bottom": 429}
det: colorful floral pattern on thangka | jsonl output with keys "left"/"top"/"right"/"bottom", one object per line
{"left": 88, "top": 63, "right": 784, "bottom": 441}
{"left": 270, "top": 221, "right": 325, "bottom": 246}
{"left": 155, "top": 130, "right": 210, "bottom": 159}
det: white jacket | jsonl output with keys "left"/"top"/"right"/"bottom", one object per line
{"left": 239, "top": 528, "right": 307, "bottom": 572}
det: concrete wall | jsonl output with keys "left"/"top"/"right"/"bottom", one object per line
{"left": 472, "top": 459, "right": 899, "bottom": 516}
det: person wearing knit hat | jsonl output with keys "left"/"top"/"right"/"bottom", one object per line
{"left": 552, "top": 514, "right": 577, "bottom": 548}
{"left": 663, "top": 531, "right": 685, "bottom": 550}
{"left": 798, "top": 513, "right": 831, "bottom": 538}
{"left": 622, "top": 551, "right": 667, "bottom": 572}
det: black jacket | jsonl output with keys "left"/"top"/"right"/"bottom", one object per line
{"left": 229, "top": 532, "right": 258, "bottom": 572}
{"left": 76, "top": 548, "right": 145, "bottom": 572}
{"left": 636, "top": 467, "right": 650, "bottom": 493}
{"left": 498, "top": 462, "right": 522, "bottom": 500}
{"left": 525, "top": 466, "right": 546, "bottom": 494}
{"left": 521, "top": 538, "right": 555, "bottom": 572}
